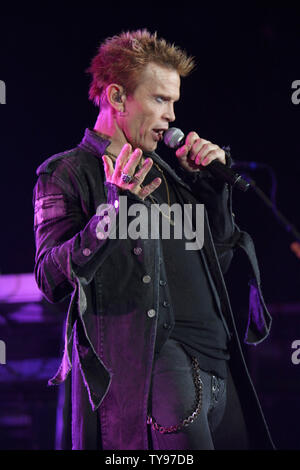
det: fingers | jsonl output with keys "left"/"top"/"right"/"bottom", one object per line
{"left": 102, "top": 144, "right": 161, "bottom": 199}
{"left": 175, "top": 131, "right": 200, "bottom": 159}
{"left": 130, "top": 157, "right": 153, "bottom": 186}
{"left": 129, "top": 157, "right": 162, "bottom": 199}
{"left": 199, "top": 146, "right": 226, "bottom": 166}
{"left": 188, "top": 137, "right": 213, "bottom": 163}
{"left": 102, "top": 155, "right": 115, "bottom": 181}
{"left": 192, "top": 142, "right": 221, "bottom": 165}
{"left": 138, "top": 177, "right": 162, "bottom": 200}
{"left": 104, "top": 143, "right": 143, "bottom": 186}
{"left": 122, "top": 147, "right": 143, "bottom": 177}
{"left": 114, "top": 143, "right": 134, "bottom": 179}
{"left": 185, "top": 131, "right": 201, "bottom": 150}
{"left": 116, "top": 144, "right": 159, "bottom": 191}
{"left": 176, "top": 131, "right": 226, "bottom": 167}
{"left": 175, "top": 144, "right": 189, "bottom": 160}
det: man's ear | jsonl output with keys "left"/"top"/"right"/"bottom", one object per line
{"left": 106, "top": 84, "right": 126, "bottom": 111}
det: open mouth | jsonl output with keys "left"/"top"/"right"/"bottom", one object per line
{"left": 152, "top": 129, "right": 165, "bottom": 141}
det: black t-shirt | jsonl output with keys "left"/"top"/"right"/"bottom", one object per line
{"left": 143, "top": 161, "right": 230, "bottom": 378}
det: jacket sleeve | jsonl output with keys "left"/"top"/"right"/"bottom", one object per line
{"left": 32, "top": 162, "right": 135, "bottom": 304}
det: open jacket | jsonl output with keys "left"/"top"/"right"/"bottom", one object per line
{"left": 33, "top": 128, "right": 274, "bottom": 450}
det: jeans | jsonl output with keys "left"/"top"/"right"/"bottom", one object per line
{"left": 148, "top": 338, "right": 248, "bottom": 450}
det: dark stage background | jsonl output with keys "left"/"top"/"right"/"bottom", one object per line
{"left": 0, "top": 4, "right": 300, "bottom": 450}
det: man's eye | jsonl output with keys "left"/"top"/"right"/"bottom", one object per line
{"left": 155, "top": 96, "right": 165, "bottom": 103}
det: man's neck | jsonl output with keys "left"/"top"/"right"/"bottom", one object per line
{"left": 93, "top": 109, "right": 145, "bottom": 165}
{"left": 93, "top": 109, "right": 127, "bottom": 158}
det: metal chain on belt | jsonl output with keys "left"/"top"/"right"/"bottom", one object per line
{"left": 147, "top": 357, "right": 203, "bottom": 434}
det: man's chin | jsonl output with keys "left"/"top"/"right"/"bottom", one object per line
{"left": 142, "top": 141, "right": 158, "bottom": 153}
{"left": 131, "top": 139, "right": 158, "bottom": 154}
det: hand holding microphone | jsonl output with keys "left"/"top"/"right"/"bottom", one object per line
{"left": 163, "top": 128, "right": 250, "bottom": 192}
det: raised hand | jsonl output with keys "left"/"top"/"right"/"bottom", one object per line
{"left": 102, "top": 143, "right": 161, "bottom": 200}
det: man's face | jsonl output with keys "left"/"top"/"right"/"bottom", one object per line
{"left": 121, "top": 62, "right": 180, "bottom": 152}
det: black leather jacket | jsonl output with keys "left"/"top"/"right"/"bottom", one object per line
{"left": 33, "top": 128, "right": 273, "bottom": 449}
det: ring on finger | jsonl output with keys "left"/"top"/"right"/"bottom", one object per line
{"left": 121, "top": 172, "right": 133, "bottom": 184}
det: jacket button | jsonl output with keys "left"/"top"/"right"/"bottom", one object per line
{"left": 96, "top": 231, "right": 106, "bottom": 240}
{"left": 83, "top": 248, "right": 91, "bottom": 256}
{"left": 163, "top": 300, "right": 170, "bottom": 308}
{"left": 133, "top": 247, "right": 142, "bottom": 255}
{"left": 159, "top": 280, "right": 167, "bottom": 286}
{"left": 147, "top": 309, "right": 156, "bottom": 318}
{"left": 142, "top": 275, "right": 151, "bottom": 284}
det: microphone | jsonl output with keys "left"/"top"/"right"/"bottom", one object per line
{"left": 163, "top": 127, "right": 250, "bottom": 192}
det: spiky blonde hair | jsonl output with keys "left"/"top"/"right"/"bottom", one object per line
{"left": 86, "top": 29, "right": 195, "bottom": 107}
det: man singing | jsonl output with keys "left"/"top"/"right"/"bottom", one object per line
{"left": 33, "top": 30, "right": 274, "bottom": 450}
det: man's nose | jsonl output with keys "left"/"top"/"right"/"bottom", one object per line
{"left": 163, "top": 104, "right": 176, "bottom": 123}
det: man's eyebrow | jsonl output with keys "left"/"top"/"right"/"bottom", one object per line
{"left": 155, "top": 93, "right": 180, "bottom": 102}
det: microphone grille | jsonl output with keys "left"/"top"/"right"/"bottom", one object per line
{"left": 163, "top": 127, "right": 185, "bottom": 149}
